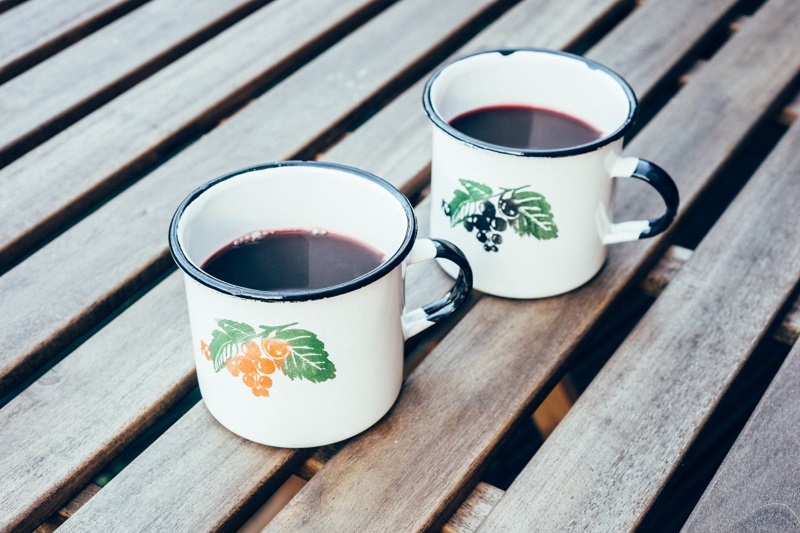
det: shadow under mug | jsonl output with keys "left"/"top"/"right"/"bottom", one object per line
{"left": 424, "top": 48, "right": 679, "bottom": 299}
{"left": 168, "top": 161, "right": 472, "bottom": 447}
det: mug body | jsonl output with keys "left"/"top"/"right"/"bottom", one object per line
{"left": 425, "top": 48, "right": 637, "bottom": 298}
{"left": 170, "top": 162, "right": 415, "bottom": 447}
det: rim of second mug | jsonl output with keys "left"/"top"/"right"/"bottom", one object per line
{"left": 168, "top": 161, "right": 418, "bottom": 302}
{"left": 422, "top": 47, "right": 639, "bottom": 158}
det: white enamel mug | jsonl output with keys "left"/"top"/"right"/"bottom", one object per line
{"left": 169, "top": 161, "right": 472, "bottom": 448}
{"left": 424, "top": 48, "right": 679, "bottom": 298}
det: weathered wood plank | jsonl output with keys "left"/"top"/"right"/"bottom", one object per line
{"left": 20, "top": 0, "right": 626, "bottom": 530}
{"left": 443, "top": 483, "right": 505, "bottom": 533}
{"left": 58, "top": 405, "right": 309, "bottom": 533}
{"left": 0, "top": 0, "right": 390, "bottom": 392}
{"left": 0, "top": 0, "right": 28, "bottom": 16}
{"left": 0, "top": 0, "right": 389, "bottom": 269}
{"left": 0, "top": 0, "right": 524, "bottom": 530}
{"left": 263, "top": 0, "right": 800, "bottom": 530}
{"left": 0, "top": 0, "right": 147, "bottom": 82}
{"left": 475, "top": 38, "right": 800, "bottom": 533}
{"left": 640, "top": 244, "right": 694, "bottom": 296}
{"left": 0, "top": 274, "right": 194, "bottom": 532}
{"left": 682, "top": 341, "right": 800, "bottom": 532}
{"left": 319, "top": 0, "right": 637, "bottom": 194}
{"left": 642, "top": 244, "right": 800, "bottom": 345}
{"left": 0, "top": 0, "right": 270, "bottom": 160}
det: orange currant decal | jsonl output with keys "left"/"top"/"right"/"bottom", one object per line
{"left": 200, "top": 340, "right": 211, "bottom": 361}
{"left": 203, "top": 320, "right": 336, "bottom": 398}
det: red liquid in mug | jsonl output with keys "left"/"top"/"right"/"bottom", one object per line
{"left": 449, "top": 105, "right": 602, "bottom": 150}
{"left": 201, "top": 229, "right": 384, "bottom": 292}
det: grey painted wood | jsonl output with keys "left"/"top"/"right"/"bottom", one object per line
{"left": 474, "top": 6, "right": 800, "bottom": 530}
{"left": 0, "top": 0, "right": 387, "bottom": 392}
{"left": 0, "top": 274, "right": 193, "bottom": 532}
{"left": 0, "top": 0, "right": 145, "bottom": 82}
{"left": 682, "top": 342, "right": 800, "bottom": 532}
{"left": 0, "top": 0, "right": 269, "bottom": 158}
{"left": 0, "top": 0, "right": 387, "bottom": 268}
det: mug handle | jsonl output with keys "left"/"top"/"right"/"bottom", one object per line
{"left": 603, "top": 157, "right": 680, "bottom": 244}
{"left": 401, "top": 238, "right": 473, "bottom": 339}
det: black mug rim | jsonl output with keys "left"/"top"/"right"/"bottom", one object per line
{"left": 422, "top": 48, "right": 639, "bottom": 158}
{"left": 168, "top": 161, "right": 418, "bottom": 302}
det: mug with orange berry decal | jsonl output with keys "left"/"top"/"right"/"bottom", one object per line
{"left": 169, "top": 161, "right": 472, "bottom": 447}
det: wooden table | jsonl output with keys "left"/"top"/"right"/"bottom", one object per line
{"left": 1, "top": 0, "right": 799, "bottom": 531}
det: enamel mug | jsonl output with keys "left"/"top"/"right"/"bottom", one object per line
{"left": 169, "top": 161, "right": 472, "bottom": 447}
{"left": 424, "top": 48, "right": 679, "bottom": 298}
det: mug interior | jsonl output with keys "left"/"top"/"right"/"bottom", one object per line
{"left": 171, "top": 162, "right": 415, "bottom": 300}
{"left": 425, "top": 49, "right": 636, "bottom": 155}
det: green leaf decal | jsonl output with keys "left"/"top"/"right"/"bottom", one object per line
{"left": 447, "top": 189, "right": 471, "bottom": 225}
{"left": 512, "top": 191, "right": 559, "bottom": 240}
{"left": 461, "top": 179, "right": 493, "bottom": 200}
{"left": 210, "top": 319, "right": 257, "bottom": 372}
{"left": 441, "top": 179, "right": 558, "bottom": 251}
{"left": 203, "top": 320, "right": 336, "bottom": 397}
{"left": 272, "top": 327, "right": 336, "bottom": 383}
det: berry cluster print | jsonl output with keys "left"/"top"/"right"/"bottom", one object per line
{"left": 442, "top": 179, "right": 558, "bottom": 251}
{"left": 200, "top": 319, "right": 336, "bottom": 397}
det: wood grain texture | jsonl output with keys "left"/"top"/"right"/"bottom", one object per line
{"left": 0, "top": 0, "right": 386, "bottom": 268}
{"left": 0, "top": 0, "right": 147, "bottom": 82}
{"left": 0, "top": 245, "right": 457, "bottom": 532}
{"left": 476, "top": 41, "right": 800, "bottom": 533}
{"left": 642, "top": 245, "right": 800, "bottom": 345}
{"left": 682, "top": 343, "right": 800, "bottom": 532}
{"left": 58, "top": 404, "right": 309, "bottom": 533}
{"left": 320, "top": 0, "right": 745, "bottom": 222}
{"left": 443, "top": 482, "right": 505, "bottom": 533}
{"left": 2, "top": 0, "right": 522, "bottom": 530}
{"left": 0, "top": 274, "right": 195, "bottom": 532}
{"left": 640, "top": 244, "right": 694, "bottom": 297}
{"left": 0, "top": 0, "right": 386, "bottom": 392}
{"left": 318, "top": 0, "right": 637, "bottom": 196}
{"left": 0, "top": 0, "right": 269, "bottom": 159}
{"left": 263, "top": 0, "right": 800, "bottom": 530}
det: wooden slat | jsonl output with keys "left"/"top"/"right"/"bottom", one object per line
{"left": 29, "top": 0, "right": 628, "bottom": 530}
{"left": 0, "top": 0, "right": 270, "bottom": 160}
{"left": 474, "top": 16, "right": 800, "bottom": 533}
{"left": 318, "top": 0, "right": 637, "bottom": 194}
{"left": 642, "top": 245, "right": 800, "bottom": 345}
{"left": 58, "top": 405, "right": 308, "bottom": 533}
{"left": 640, "top": 244, "right": 694, "bottom": 296}
{"left": 263, "top": 0, "right": 800, "bottom": 530}
{"left": 0, "top": 0, "right": 390, "bottom": 392}
{"left": 0, "top": 0, "right": 389, "bottom": 270}
{"left": 0, "top": 0, "right": 523, "bottom": 531}
{"left": 0, "top": 0, "right": 147, "bottom": 82}
{"left": 0, "top": 275, "right": 194, "bottom": 532}
{"left": 0, "top": 0, "right": 28, "bottom": 16}
{"left": 682, "top": 341, "right": 800, "bottom": 532}
{"left": 443, "top": 482, "right": 505, "bottom": 533}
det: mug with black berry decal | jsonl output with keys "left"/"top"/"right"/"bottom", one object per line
{"left": 169, "top": 161, "right": 472, "bottom": 447}
{"left": 424, "top": 48, "right": 679, "bottom": 298}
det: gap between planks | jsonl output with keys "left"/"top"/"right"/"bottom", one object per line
{"left": 41, "top": 240, "right": 800, "bottom": 532}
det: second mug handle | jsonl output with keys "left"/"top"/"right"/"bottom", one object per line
{"left": 603, "top": 157, "right": 680, "bottom": 244}
{"left": 401, "top": 238, "right": 473, "bottom": 339}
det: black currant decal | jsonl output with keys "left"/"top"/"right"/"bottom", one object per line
{"left": 441, "top": 179, "right": 558, "bottom": 252}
